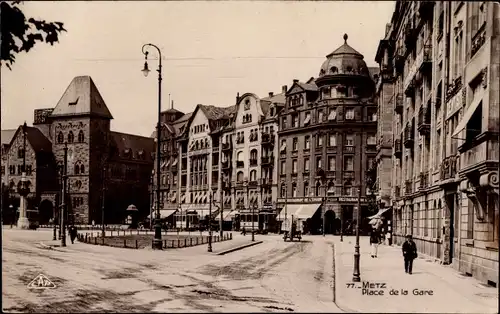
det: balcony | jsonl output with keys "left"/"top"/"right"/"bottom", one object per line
{"left": 440, "top": 155, "right": 459, "bottom": 181}
{"left": 471, "top": 26, "right": 486, "bottom": 59}
{"left": 343, "top": 171, "right": 354, "bottom": 180}
{"left": 418, "top": 45, "right": 432, "bottom": 72}
{"left": 405, "top": 180, "right": 413, "bottom": 195}
{"left": 222, "top": 142, "right": 232, "bottom": 151}
{"left": 222, "top": 181, "right": 231, "bottom": 190}
{"left": 404, "top": 123, "right": 414, "bottom": 149}
{"left": 261, "top": 156, "right": 275, "bottom": 167}
{"left": 249, "top": 180, "right": 258, "bottom": 186}
{"left": 326, "top": 171, "right": 336, "bottom": 179}
{"left": 446, "top": 76, "right": 462, "bottom": 102}
{"left": 394, "top": 93, "right": 403, "bottom": 114}
{"left": 417, "top": 106, "right": 431, "bottom": 135}
{"left": 394, "top": 139, "right": 402, "bottom": 158}
{"left": 344, "top": 146, "right": 355, "bottom": 154}
{"left": 262, "top": 178, "right": 273, "bottom": 186}
{"left": 250, "top": 159, "right": 258, "bottom": 166}
{"left": 236, "top": 161, "right": 244, "bottom": 168}
{"left": 419, "top": 172, "right": 429, "bottom": 190}
{"left": 404, "top": 80, "right": 415, "bottom": 97}
{"left": 261, "top": 133, "right": 275, "bottom": 146}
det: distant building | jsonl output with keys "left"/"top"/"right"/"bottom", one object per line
{"left": 1, "top": 76, "right": 154, "bottom": 225}
{"left": 376, "top": 1, "right": 498, "bottom": 286}
{"left": 277, "top": 35, "right": 378, "bottom": 235}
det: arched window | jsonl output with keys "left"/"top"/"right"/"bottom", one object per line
{"left": 205, "top": 138, "right": 209, "bottom": 148}
{"left": 195, "top": 141, "right": 199, "bottom": 150}
{"left": 237, "top": 171, "right": 244, "bottom": 183}
{"left": 304, "top": 182, "right": 309, "bottom": 196}
{"left": 292, "top": 182, "right": 297, "bottom": 197}
{"left": 250, "top": 149, "right": 258, "bottom": 160}
{"left": 328, "top": 182, "right": 335, "bottom": 194}
{"left": 57, "top": 132, "right": 64, "bottom": 144}
{"left": 237, "top": 151, "right": 244, "bottom": 162}
{"left": 79, "top": 164, "right": 85, "bottom": 174}
{"left": 281, "top": 183, "right": 286, "bottom": 197}
{"left": 74, "top": 162, "right": 84, "bottom": 175}
{"left": 67, "top": 131, "right": 74, "bottom": 143}
{"left": 330, "top": 66, "right": 338, "bottom": 73}
{"left": 315, "top": 182, "right": 321, "bottom": 196}
{"left": 250, "top": 170, "right": 257, "bottom": 181}
{"left": 77, "top": 130, "right": 84, "bottom": 143}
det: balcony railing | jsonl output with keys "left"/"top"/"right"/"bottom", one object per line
{"left": 236, "top": 161, "right": 244, "bottom": 168}
{"left": 404, "top": 123, "right": 414, "bottom": 149}
{"left": 419, "top": 172, "right": 429, "bottom": 190}
{"left": 394, "top": 139, "right": 402, "bottom": 158}
{"left": 222, "top": 161, "right": 231, "bottom": 170}
{"left": 344, "top": 146, "right": 355, "bottom": 153}
{"left": 405, "top": 180, "right": 413, "bottom": 195}
{"left": 262, "top": 178, "right": 273, "bottom": 186}
{"left": 261, "top": 133, "right": 275, "bottom": 146}
{"left": 417, "top": 106, "right": 431, "bottom": 135}
{"left": 440, "top": 155, "right": 459, "bottom": 181}
{"left": 250, "top": 159, "right": 258, "bottom": 166}
{"left": 471, "top": 26, "right": 486, "bottom": 59}
{"left": 326, "top": 171, "right": 336, "bottom": 179}
{"left": 446, "top": 76, "right": 462, "bottom": 102}
{"left": 261, "top": 156, "right": 275, "bottom": 166}
{"left": 222, "top": 181, "right": 231, "bottom": 190}
{"left": 394, "top": 93, "right": 403, "bottom": 114}
{"left": 418, "top": 45, "right": 432, "bottom": 72}
{"left": 343, "top": 171, "right": 354, "bottom": 179}
{"left": 222, "top": 142, "right": 232, "bottom": 151}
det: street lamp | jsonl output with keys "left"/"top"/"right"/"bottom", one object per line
{"left": 352, "top": 154, "right": 363, "bottom": 282}
{"left": 252, "top": 200, "right": 256, "bottom": 242}
{"left": 208, "top": 188, "right": 214, "bottom": 252}
{"left": 17, "top": 122, "right": 31, "bottom": 229}
{"left": 178, "top": 204, "right": 182, "bottom": 231}
{"left": 142, "top": 43, "right": 163, "bottom": 250}
{"left": 60, "top": 142, "right": 68, "bottom": 247}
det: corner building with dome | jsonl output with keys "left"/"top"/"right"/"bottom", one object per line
{"left": 276, "top": 35, "right": 379, "bottom": 235}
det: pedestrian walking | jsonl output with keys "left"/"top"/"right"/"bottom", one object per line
{"left": 69, "top": 225, "right": 77, "bottom": 244}
{"left": 402, "top": 234, "right": 418, "bottom": 274}
{"left": 370, "top": 229, "right": 380, "bottom": 258}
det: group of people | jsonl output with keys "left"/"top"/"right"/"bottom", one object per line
{"left": 369, "top": 229, "right": 418, "bottom": 274}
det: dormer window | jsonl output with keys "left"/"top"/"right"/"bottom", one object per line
{"left": 330, "top": 66, "right": 338, "bottom": 73}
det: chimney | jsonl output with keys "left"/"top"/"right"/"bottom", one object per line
{"left": 171, "top": 100, "right": 174, "bottom": 110}
{"left": 293, "top": 79, "right": 299, "bottom": 84}
{"left": 236, "top": 92, "right": 240, "bottom": 103}
{"left": 268, "top": 92, "right": 274, "bottom": 97}
{"left": 282, "top": 85, "right": 287, "bottom": 93}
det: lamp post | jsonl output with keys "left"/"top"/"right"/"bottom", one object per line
{"left": 9, "top": 204, "right": 14, "bottom": 228}
{"left": 352, "top": 154, "right": 363, "bottom": 282}
{"left": 252, "top": 201, "right": 255, "bottom": 242}
{"left": 101, "top": 164, "right": 106, "bottom": 238}
{"left": 340, "top": 206, "right": 344, "bottom": 242}
{"left": 142, "top": 43, "right": 163, "bottom": 250}
{"left": 208, "top": 188, "right": 214, "bottom": 252}
{"left": 178, "top": 204, "right": 182, "bottom": 231}
{"left": 60, "top": 142, "right": 68, "bottom": 247}
{"left": 17, "top": 122, "right": 30, "bottom": 229}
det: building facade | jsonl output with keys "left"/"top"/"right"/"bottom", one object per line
{"left": 376, "top": 1, "right": 498, "bottom": 286}
{"left": 277, "top": 35, "right": 379, "bottom": 235}
{"left": 1, "top": 76, "right": 154, "bottom": 225}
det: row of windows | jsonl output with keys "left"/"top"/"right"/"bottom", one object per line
{"left": 192, "top": 124, "right": 208, "bottom": 134}
{"left": 242, "top": 113, "right": 253, "bottom": 124}
{"left": 57, "top": 130, "right": 85, "bottom": 144}
{"left": 282, "top": 107, "right": 377, "bottom": 129}
{"left": 7, "top": 165, "right": 33, "bottom": 175}
{"left": 280, "top": 182, "right": 360, "bottom": 198}
{"left": 280, "top": 156, "right": 375, "bottom": 174}
{"left": 280, "top": 133, "right": 377, "bottom": 152}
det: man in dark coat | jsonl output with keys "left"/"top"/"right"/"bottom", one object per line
{"left": 69, "top": 225, "right": 78, "bottom": 244}
{"left": 402, "top": 234, "right": 418, "bottom": 274}
{"left": 370, "top": 229, "right": 380, "bottom": 258}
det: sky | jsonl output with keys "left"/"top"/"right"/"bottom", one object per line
{"left": 2, "top": 1, "right": 395, "bottom": 137}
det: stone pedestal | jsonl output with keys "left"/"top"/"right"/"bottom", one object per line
{"left": 17, "top": 194, "right": 30, "bottom": 229}
{"left": 17, "top": 172, "right": 31, "bottom": 229}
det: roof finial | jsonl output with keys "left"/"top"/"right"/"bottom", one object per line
{"left": 343, "top": 33, "right": 348, "bottom": 43}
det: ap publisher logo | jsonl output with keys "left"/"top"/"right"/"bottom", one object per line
{"left": 27, "top": 274, "right": 56, "bottom": 289}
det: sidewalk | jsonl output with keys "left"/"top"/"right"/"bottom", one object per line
{"left": 333, "top": 236, "right": 498, "bottom": 313}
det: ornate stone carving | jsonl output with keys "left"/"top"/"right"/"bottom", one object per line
{"left": 460, "top": 179, "right": 486, "bottom": 221}
{"left": 480, "top": 171, "right": 498, "bottom": 189}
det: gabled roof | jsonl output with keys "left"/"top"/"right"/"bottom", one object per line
{"left": 1, "top": 129, "right": 17, "bottom": 145}
{"left": 261, "top": 92, "right": 286, "bottom": 105}
{"left": 286, "top": 81, "right": 318, "bottom": 95}
{"left": 199, "top": 105, "right": 236, "bottom": 121}
{"left": 110, "top": 131, "right": 154, "bottom": 162}
{"left": 50, "top": 76, "right": 113, "bottom": 119}
{"left": 8, "top": 125, "right": 52, "bottom": 153}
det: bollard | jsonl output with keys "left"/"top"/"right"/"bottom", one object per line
{"left": 136, "top": 239, "right": 138, "bottom": 249}
{"left": 102, "top": 237, "right": 105, "bottom": 245}
{"left": 94, "top": 237, "right": 97, "bottom": 245}
{"left": 184, "top": 238, "right": 187, "bottom": 247}
{"left": 196, "top": 237, "right": 199, "bottom": 245}
{"left": 190, "top": 238, "right": 193, "bottom": 246}
{"left": 124, "top": 239, "right": 126, "bottom": 248}
{"left": 137, "top": 229, "right": 139, "bottom": 235}
{"left": 85, "top": 234, "right": 88, "bottom": 242}
{"left": 177, "top": 239, "right": 180, "bottom": 248}
{"left": 171, "top": 240, "right": 174, "bottom": 248}
{"left": 111, "top": 230, "right": 113, "bottom": 237}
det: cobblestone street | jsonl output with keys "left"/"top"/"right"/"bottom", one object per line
{"left": 2, "top": 228, "right": 338, "bottom": 313}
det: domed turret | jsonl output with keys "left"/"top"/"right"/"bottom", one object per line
{"left": 318, "top": 34, "right": 371, "bottom": 79}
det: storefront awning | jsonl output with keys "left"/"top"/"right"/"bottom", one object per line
{"left": 276, "top": 203, "right": 321, "bottom": 221}
{"left": 214, "top": 210, "right": 237, "bottom": 221}
{"left": 368, "top": 207, "right": 391, "bottom": 219}
{"left": 148, "top": 209, "right": 177, "bottom": 219}
{"left": 452, "top": 93, "right": 483, "bottom": 138}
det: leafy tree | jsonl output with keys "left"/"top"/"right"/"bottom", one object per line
{"left": 1, "top": 1, "right": 66, "bottom": 69}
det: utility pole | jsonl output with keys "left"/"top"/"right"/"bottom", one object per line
{"left": 208, "top": 189, "right": 213, "bottom": 252}
{"left": 352, "top": 153, "right": 362, "bottom": 282}
{"left": 219, "top": 137, "right": 223, "bottom": 237}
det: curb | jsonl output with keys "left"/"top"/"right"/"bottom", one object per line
{"left": 332, "top": 241, "right": 361, "bottom": 313}
{"left": 217, "top": 240, "right": 263, "bottom": 255}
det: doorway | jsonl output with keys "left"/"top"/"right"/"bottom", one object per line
{"left": 324, "top": 210, "right": 336, "bottom": 235}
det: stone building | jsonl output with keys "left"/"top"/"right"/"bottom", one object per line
{"left": 376, "top": 1, "right": 498, "bottom": 286}
{"left": 1, "top": 76, "right": 154, "bottom": 225}
{"left": 277, "top": 35, "right": 378, "bottom": 235}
